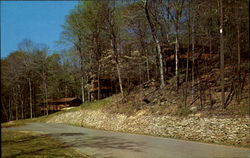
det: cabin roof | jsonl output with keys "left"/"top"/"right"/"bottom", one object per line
{"left": 47, "top": 97, "right": 80, "bottom": 103}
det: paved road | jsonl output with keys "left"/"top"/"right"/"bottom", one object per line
{"left": 4, "top": 123, "right": 250, "bottom": 158}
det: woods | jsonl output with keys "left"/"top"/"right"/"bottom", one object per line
{"left": 1, "top": 0, "right": 249, "bottom": 122}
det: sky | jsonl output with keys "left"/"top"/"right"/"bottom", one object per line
{"left": 1, "top": 1, "right": 78, "bottom": 58}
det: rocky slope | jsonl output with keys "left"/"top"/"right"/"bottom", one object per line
{"left": 47, "top": 109, "right": 249, "bottom": 147}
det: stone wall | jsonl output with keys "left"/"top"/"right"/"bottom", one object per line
{"left": 47, "top": 109, "right": 249, "bottom": 146}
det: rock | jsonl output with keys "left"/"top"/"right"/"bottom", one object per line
{"left": 194, "top": 113, "right": 202, "bottom": 117}
{"left": 160, "top": 102, "right": 165, "bottom": 106}
{"left": 190, "top": 106, "right": 198, "bottom": 113}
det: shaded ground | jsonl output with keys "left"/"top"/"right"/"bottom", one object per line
{"left": 5, "top": 123, "right": 250, "bottom": 158}
{"left": 1, "top": 130, "right": 87, "bottom": 158}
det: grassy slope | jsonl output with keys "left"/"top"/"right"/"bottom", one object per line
{"left": 1, "top": 98, "right": 111, "bottom": 128}
{"left": 1, "top": 130, "right": 88, "bottom": 158}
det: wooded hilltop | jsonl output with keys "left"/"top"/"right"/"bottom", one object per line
{"left": 1, "top": 0, "right": 249, "bottom": 122}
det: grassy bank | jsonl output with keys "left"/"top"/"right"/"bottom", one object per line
{"left": 1, "top": 130, "right": 88, "bottom": 158}
{"left": 1, "top": 97, "right": 112, "bottom": 128}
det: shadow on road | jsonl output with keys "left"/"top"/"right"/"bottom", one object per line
{"left": 46, "top": 132, "right": 86, "bottom": 137}
{"left": 48, "top": 132, "right": 146, "bottom": 152}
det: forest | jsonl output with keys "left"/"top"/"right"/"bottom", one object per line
{"left": 1, "top": 0, "right": 249, "bottom": 122}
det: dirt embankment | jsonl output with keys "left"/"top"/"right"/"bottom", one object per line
{"left": 47, "top": 109, "right": 249, "bottom": 147}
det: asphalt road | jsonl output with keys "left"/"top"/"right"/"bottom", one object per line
{"left": 5, "top": 123, "right": 250, "bottom": 158}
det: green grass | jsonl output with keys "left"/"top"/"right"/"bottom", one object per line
{"left": 1, "top": 118, "right": 41, "bottom": 128}
{"left": 1, "top": 115, "right": 59, "bottom": 128}
{"left": 80, "top": 97, "right": 111, "bottom": 110}
{"left": 1, "top": 130, "right": 88, "bottom": 158}
{"left": 2, "top": 97, "right": 112, "bottom": 128}
{"left": 2, "top": 106, "right": 85, "bottom": 128}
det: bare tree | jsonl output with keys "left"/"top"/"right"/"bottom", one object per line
{"left": 218, "top": 0, "right": 225, "bottom": 108}
{"left": 144, "top": 0, "right": 165, "bottom": 88}
{"left": 104, "top": 0, "right": 124, "bottom": 97}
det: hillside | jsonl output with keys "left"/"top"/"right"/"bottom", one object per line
{"left": 3, "top": 60, "right": 249, "bottom": 148}
{"left": 45, "top": 66, "right": 249, "bottom": 148}
{"left": 105, "top": 70, "right": 249, "bottom": 118}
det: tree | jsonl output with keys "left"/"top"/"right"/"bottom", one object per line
{"left": 32, "top": 47, "right": 49, "bottom": 115}
{"left": 218, "top": 0, "right": 225, "bottom": 108}
{"left": 62, "top": 5, "right": 88, "bottom": 103}
{"left": 166, "top": 0, "right": 185, "bottom": 91}
{"left": 81, "top": 1, "right": 109, "bottom": 99}
{"left": 144, "top": 0, "right": 165, "bottom": 88}
{"left": 123, "top": 2, "right": 152, "bottom": 82}
{"left": 103, "top": 0, "right": 125, "bottom": 97}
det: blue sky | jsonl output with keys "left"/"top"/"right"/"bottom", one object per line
{"left": 1, "top": 1, "right": 78, "bottom": 58}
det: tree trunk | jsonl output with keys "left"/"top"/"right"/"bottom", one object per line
{"left": 156, "top": 38, "right": 165, "bottom": 88}
{"left": 13, "top": 87, "right": 18, "bottom": 120}
{"left": 209, "top": 2, "right": 213, "bottom": 58}
{"left": 144, "top": 0, "right": 165, "bottom": 88}
{"left": 43, "top": 78, "right": 48, "bottom": 115}
{"left": 219, "top": 0, "right": 225, "bottom": 108}
{"left": 77, "top": 44, "right": 85, "bottom": 104}
{"left": 45, "top": 83, "right": 48, "bottom": 115}
{"left": 199, "top": 79, "right": 203, "bottom": 108}
{"left": 184, "top": 56, "right": 189, "bottom": 108}
{"left": 21, "top": 98, "right": 24, "bottom": 119}
{"left": 236, "top": 7, "right": 241, "bottom": 103}
{"left": 28, "top": 77, "right": 32, "bottom": 118}
{"left": 2, "top": 99, "right": 8, "bottom": 122}
{"left": 208, "top": 3, "right": 213, "bottom": 109}
{"left": 175, "top": 6, "right": 181, "bottom": 92}
{"left": 185, "top": 1, "right": 191, "bottom": 108}
{"left": 116, "top": 60, "right": 124, "bottom": 97}
{"left": 146, "top": 57, "right": 150, "bottom": 81}
{"left": 65, "top": 85, "right": 68, "bottom": 106}
{"left": 97, "top": 63, "right": 101, "bottom": 100}
{"left": 81, "top": 77, "right": 85, "bottom": 104}
{"left": 111, "top": 37, "right": 124, "bottom": 98}
{"left": 43, "top": 97, "right": 46, "bottom": 115}
{"left": 9, "top": 97, "right": 12, "bottom": 121}
{"left": 18, "top": 84, "right": 24, "bottom": 119}
{"left": 15, "top": 103, "right": 18, "bottom": 120}
{"left": 191, "top": 10, "right": 195, "bottom": 100}
{"left": 175, "top": 36, "right": 179, "bottom": 91}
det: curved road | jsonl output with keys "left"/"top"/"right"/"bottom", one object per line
{"left": 5, "top": 123, "right": 250, "bottom": 158}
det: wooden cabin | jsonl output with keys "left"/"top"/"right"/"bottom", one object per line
{"left": 41, "top": 97, "right": 82, "bottom": 112}
{"left": 162, "top": 44, "right": 216, "bottom": 75}
{"left": 163, "top": 44, "right": 214, "bottom": 62}
{"left": 86, "top": 75, "right": 113, "bottom": 101}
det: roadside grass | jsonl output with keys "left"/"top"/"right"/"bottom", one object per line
{"left": 2, "top": 115, "right": 60, "bottom": 128}
{"left": 80, "top": 97, "right": 111, "bottom": 110}
{"left": 1, "top": 120, "right": 30, "bottom": 128}
{"left": 2, "top": 97, "right": 112, "bottom": 128}
{"left": 1, "top": 116, "right": 48, "bottom": 128}
{"left": 1, "top": 130, "right": 88, "bottom": 158}
{"left": 1, "top": 110, "right": 74, "bottom": 128}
